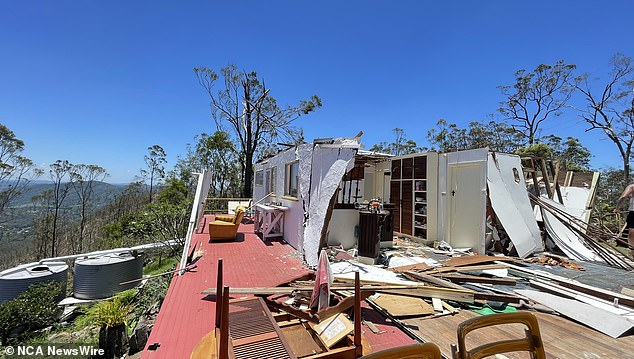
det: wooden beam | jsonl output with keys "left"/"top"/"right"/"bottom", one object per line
{"left": 354, "top": 271, "right": 362, "bottom": 357}
{"left": 431, "top": 273, "right": 517, "bottom": 286}
{"left": 202, "top": 284, "right": 440, "bottom": 296}
{"left": 317, "top": 291, "right": 373, "bottom": 320}
{"left": 539, "top": 158, "right": 554, "bottom": 199}
{"left": 402, "top": 271, "right": 465, "bottom": 290}
{"left": 473, "top": 291, "right": 522, "bottom": 304}
{"left": 218, "top": 285, "right": 230, "bottom": 359}
{"left": 549, "top": 160, "right": 564, "bottom": 204}
{"left": 376, "top": 287, "right": 474, "bottom": 303}
{"left": 215, "top": 258, "right": 223, "bottom": 329}
{"left": 263, "top": 297, "right": 319, "bottom": 323}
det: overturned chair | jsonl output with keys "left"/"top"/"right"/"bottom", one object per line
{"left": 209, "top": 206, "right": 245, "bottom": 241}
{"left": 451, "top": 312, "right": 546, "bottom": 359}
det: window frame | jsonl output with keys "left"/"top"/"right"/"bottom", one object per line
{"left": 255, "top": 170, "right": 264, "bottom": 187}
{"left": 266, "top": 166, "right": 277, "bottom": 195}
{"left": 285, "top": 161, "right": 299, "bottom": 198}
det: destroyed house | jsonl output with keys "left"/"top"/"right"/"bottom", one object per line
{"left": 144, "top": 136, "right": 634, "bottom": 359}
{"left": 254, "top": 144, "right": 545, "bottom": 266}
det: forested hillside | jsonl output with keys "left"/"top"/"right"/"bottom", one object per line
{"left": 0, "top": 182, "right": 126, "bottom": 269}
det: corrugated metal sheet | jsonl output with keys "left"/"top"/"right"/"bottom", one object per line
{"left": 0, "top": 261, "right": 68, "bottom": 302}
{"left": 73, "top": 252, "right": 143, "bottom": 299}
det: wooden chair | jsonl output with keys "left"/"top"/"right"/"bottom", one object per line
{"left": 209, "top": 207, "right": 245, "bottom": 241}
{"left": 360, "top": 343, "right": 441, "bottom": 359}
{"left": 451, "top": 312, "right": 546, "bottom": 359}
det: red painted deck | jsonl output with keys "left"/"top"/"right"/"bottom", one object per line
{"left": 143, "top": 215, "right": 414, "bottom": 358}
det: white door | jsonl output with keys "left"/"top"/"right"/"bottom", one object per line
{"left": 446, "top": 161, "right": 486, "bottom": 253}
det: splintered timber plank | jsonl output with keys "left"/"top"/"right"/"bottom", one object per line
{"left": 432, "top": 273, "right": 517, "bottom": 286}
{"left": 442, "top": 255, "right": 517, "bottom": 268}
{"left": 317, "top": 291, "right": 373, "bottom": 320}
{"left": 388, "top": 262, "right": 431, "bottom": 273}
{"left": 402, "top": 271, "right": 466, "bottom": 290}
{"left": 376, "top": 287, "right": 474, "bottom": 303}
{"left": 203, "top": 285, "right": 434, "bottom": 296}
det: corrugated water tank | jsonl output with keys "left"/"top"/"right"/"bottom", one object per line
{"left": 0, "top": 261, "right": 68, "bottom": 302}
{"left": 73, "top": 252, "right": 143, "bottom": 299}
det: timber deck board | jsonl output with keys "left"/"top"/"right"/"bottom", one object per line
{"left": 401, "top": 309, "right": 634, "bottom": 358}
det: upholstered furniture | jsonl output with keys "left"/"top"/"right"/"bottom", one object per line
{"left": 209, "top": 207, "right": 245, "bottom": 241}
{"left": 215, "top": 206, "right": 245, "bottom": 223}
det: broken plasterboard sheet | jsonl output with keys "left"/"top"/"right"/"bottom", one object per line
{"left": 331, "top": 261, "right": 420, "bottom": 286}
{"left": 387, "top": 255, "right": 439, "bottom": 269}
{"left": 540, "top": 197, "right": 603, "bottom": 262}
{"left": 487, "top": 153, "right": 543, "bottom": 257}
{"left": 558, "top": 186, "right": 593, "bottom": 222}
{"left": 303, "top": 144, "right": 358, "bottom": 266}
{"left": 515, "top": 289, "right": 634, "bottom": 338}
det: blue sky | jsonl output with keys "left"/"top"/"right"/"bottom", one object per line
{"left": 1, "top": 1, "right": 633, "bottom": 183}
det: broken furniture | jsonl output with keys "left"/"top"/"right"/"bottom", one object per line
{"left": 254, "top": 203, "right": 288, "bottom": 239}
{"left": 215, "top": 206, "right": 246, "bottom": 223}
{"left": 194, "top": 259, "right": 364, "bottom": 359}
{"left": 450, "top": 312, "right": 546, "bottom": 359}
{"left": 209, "top": 206, "right": 245, "bottom": 241}
{"left": 359, "top": 343, "right": 441, "bottom": 359}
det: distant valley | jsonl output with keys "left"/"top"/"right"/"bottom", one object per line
{"left": 0, "top": 182, "right": 128, "bottom": 267}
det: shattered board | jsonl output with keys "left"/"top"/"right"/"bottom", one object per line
{"left": 515, "top": 289, "right": 634, "bottom": 338}
{"left": 301, "top": 143, "right": 358, "bottom": 267}
{"left": 540, "top": 197, "right": 603, "bottom": 262}
{"left": 487, "top": 153, "right": 542, "bottom": 257}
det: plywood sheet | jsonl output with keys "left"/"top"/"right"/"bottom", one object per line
{"left": 281, "top": 324, "right": 324, "bottom": 357}
{"left": 372, "top": 293, "right": 435, "bottom": 317}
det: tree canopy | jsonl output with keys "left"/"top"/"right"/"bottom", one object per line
{"left": 194, "top": 64, "right": 321, "bottom": 197}
{"left": 575, "top": 53, "right": 634, "bottom": 184}
{"left": 498, "top": 60, "right": 578, "bottom": 145}
{"left": 0, "top": 124, "right": 38, "bottom": 214}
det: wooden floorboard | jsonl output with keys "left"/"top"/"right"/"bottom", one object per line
{"left": 401, "top": 309, "right": 634, "bottom": 358}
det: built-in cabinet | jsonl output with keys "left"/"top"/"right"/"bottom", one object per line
{"left": 390, "top": 153, "right": 438, "bottom": 240}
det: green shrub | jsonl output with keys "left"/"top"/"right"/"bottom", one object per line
{"left": 0, "top": 281, "right": 63, "bottom": 345}
{"left": 114, "top": 289, "right": 138, "bottom": 306}
{"left": 89, "top": 299, "right": 132, "bottom": 329}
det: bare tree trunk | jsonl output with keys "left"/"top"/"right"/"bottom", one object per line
{"left": 244, "top": 152, "right": 253, "bottom": 198}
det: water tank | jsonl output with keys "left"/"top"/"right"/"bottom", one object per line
{"left": 73, "top": 252, "right": 143, "bottom": 299}
{"left": 0, "top": 261, "right": 68, "bottom": 303}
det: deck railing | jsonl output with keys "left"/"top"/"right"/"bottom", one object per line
{"left": 204, "top": 197, "right": 253, "bottom": 215}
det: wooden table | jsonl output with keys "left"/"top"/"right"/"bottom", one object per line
{"left": 255, "top": 204, "right": 288, "bottom": 239}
